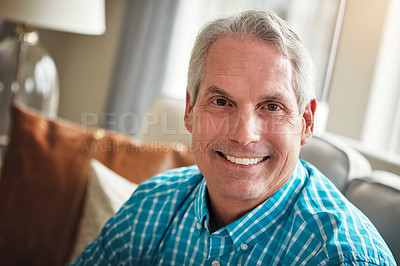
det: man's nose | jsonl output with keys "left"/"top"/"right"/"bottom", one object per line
{"left": 227, "top": 108, "right": 261, "bottom": 146}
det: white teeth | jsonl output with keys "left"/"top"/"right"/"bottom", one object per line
{"left": 226, "top": 155, "right": 265, "bottom": 165}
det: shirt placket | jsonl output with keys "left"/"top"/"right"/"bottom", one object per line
{"left": 206, "top": 228, "right": 235, "bottom": 263}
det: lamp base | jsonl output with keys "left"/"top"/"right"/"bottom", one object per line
{"left": 0, "top": 24, "right": 59, "bottom": 153}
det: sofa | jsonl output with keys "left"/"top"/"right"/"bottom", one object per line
{"left": 0, "top": 100, "right": 399, "bottom": 265}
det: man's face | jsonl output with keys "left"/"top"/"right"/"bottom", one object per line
{"left": 185, "top": 37, "right": 315, "bottom": 206}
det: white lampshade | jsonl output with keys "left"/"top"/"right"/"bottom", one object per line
{"left": 0, "top": 0, "right": 105, "bottom": 35}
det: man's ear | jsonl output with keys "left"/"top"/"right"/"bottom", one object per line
{"left": 301, "top": 99, "right": 317, "bottom": 146}
{"left": 184, "top": 91, "right": 194, "bottom": 133}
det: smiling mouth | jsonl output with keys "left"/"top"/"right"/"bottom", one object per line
{"left": 217, "top": 151, "right": 268, "bottom": 166}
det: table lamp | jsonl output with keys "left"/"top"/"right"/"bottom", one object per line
{"left": 0, "top": 0, "right": 106, "bottom": 159}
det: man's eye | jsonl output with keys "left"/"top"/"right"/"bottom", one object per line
{"left": 267, "top": 104, "right": 279, "bottom": 111}
{"left": 214, "top": 98, "right": 227, "bottom": 106}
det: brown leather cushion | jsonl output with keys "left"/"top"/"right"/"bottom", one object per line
{"left": 0, "top": 104, "right": 97, "bottom": 266}
{"left": 95, "top": 133, "right": 195, "bottom": 184}
{"left": 0, "top": 104, "right": 195, "bottom": 266}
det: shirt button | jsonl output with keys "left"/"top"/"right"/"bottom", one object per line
{"left": 241, "top": 243, "right": 248, "bottom": 250}
{"left": 212, "top": 260, "right": 220, "bottom": 266}
{"left": 196, "top": 223, "right": 201, "bottom": 230}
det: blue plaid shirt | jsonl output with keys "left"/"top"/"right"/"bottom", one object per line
{"left": 72, "top": 160, "right": 395, "bottom": 265}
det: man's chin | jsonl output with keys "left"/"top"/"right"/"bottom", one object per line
{"left": 214, "top": 174, "right": 273, "bottom": 200}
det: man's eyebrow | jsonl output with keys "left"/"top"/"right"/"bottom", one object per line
{"left": 204, "top": 85, "right": 293, "bottom": 104}
{"left": 204, "top": 86, "right": 233, "bottom": 99}
{"left": 259, "top": 93, "right": 289, "bottom": 103}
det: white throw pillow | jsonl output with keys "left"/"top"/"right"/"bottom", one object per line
{"left": 69, "top": 159, "right": 138, "bottom": 262}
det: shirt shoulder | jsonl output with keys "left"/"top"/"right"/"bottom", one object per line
{"left": 73, "top": 165, "right": 203, "bottom": 265}
{"left": 120, "top": 165, "right": 203, "bottom": 223}
{"left": 293, "top": 160, "right": 396, "bottom": 265}
{"left": 131, "top": 164, "right": 202, "bottom": 200}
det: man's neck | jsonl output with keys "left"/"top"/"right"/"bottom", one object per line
{"left": 206, "top": 190, "right": 269, "bottom": 233}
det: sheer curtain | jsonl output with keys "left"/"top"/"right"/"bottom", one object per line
{"left": 361, "top": 0, "right": 400, "bottom": 154}
{"left": 103, "top": 0, "right": 179, "bottom": 135}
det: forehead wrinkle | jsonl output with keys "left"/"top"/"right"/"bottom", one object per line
{"left": 209, "top": 65, "right": 286, "bottom": 79}
{"left": 205, "top": 64, "right": 293, "bottom": 92}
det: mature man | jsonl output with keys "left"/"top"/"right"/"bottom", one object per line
{"left": 73, "top": 10, "right": 395, "bottom": 265}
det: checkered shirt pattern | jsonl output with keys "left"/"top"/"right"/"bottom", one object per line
{"left": 71, "top": 160, "right": 396, "bottom": 265}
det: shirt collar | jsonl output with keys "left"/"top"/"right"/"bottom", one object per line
{"left": 194, "top": 160, "right": 308, "bottom": 248}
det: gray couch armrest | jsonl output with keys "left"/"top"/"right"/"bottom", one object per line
{"left": 300, "top": 133, "right": 372, "bottom": 192}
{"left": 344, "top": 171, "right": 400, "bottom": 263}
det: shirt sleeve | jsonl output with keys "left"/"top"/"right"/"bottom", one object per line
{"left": 70, "top": 166, "right": 203, "bottom": 265}
{"left": 69, "top": 190, "right": 142, "bottom": 265}
{"left": 69, "top": 172, "right": 178, "bottom": 265}
{"left": 70, "top": 234, "right": 113, "bottom": 266}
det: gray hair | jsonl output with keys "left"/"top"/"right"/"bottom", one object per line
{"left": 187, "top": 10, "right": 315, "bottom": 111}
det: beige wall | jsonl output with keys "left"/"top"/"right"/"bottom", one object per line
{"left": 38, "top": 0, "right": 125, "bottom": 124}
{"left": 326, "top": 0, "right": 390, "bottom": 139}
